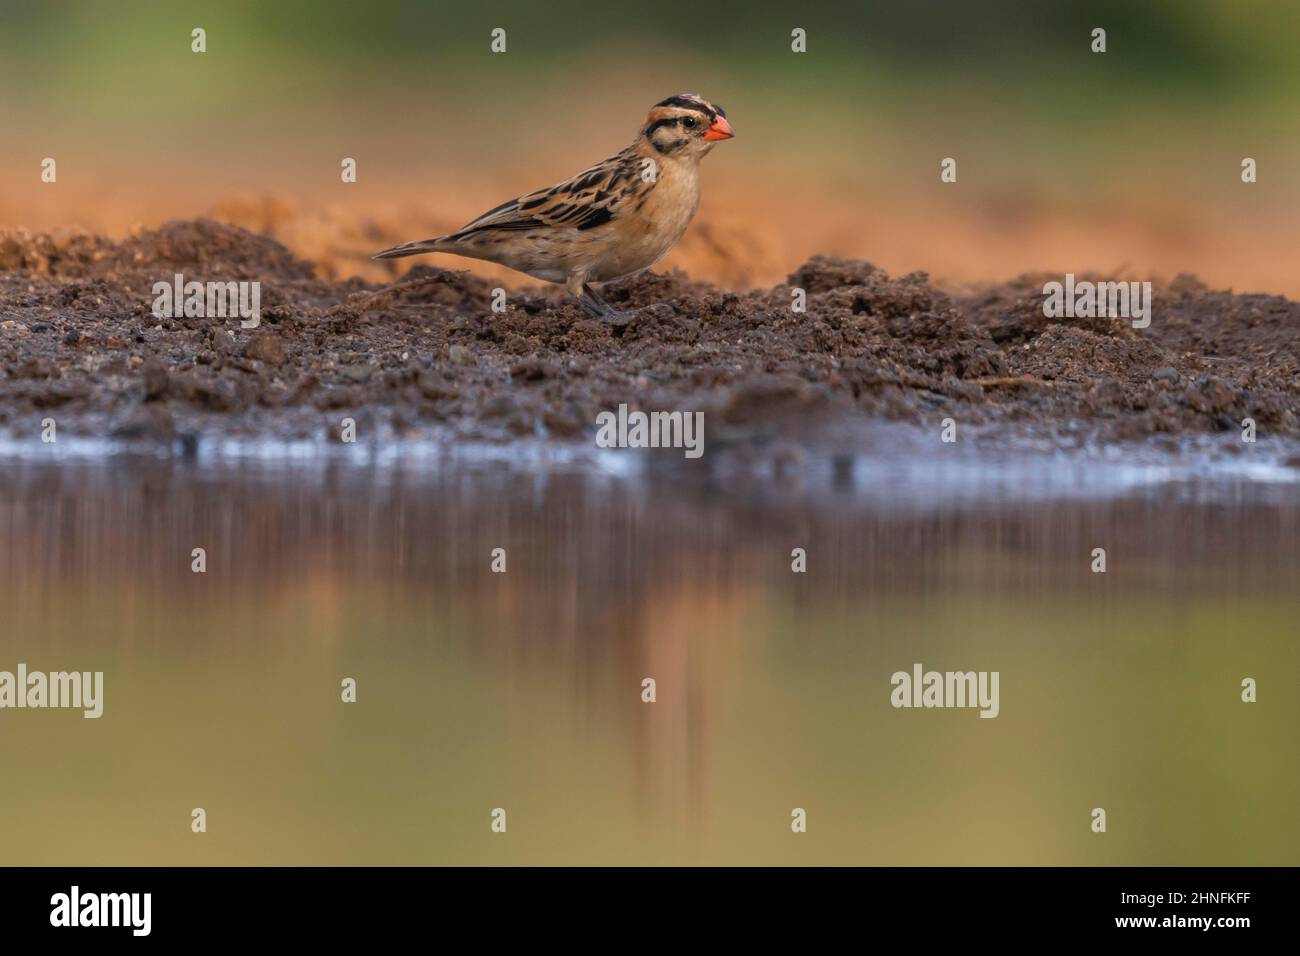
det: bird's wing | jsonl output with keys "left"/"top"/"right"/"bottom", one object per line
{"left": 447, "top": 151, "right": 651, "bottom": 239}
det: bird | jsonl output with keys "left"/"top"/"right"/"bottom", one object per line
{"left": 373, "top": 93, "right": 734, "bottom": 322}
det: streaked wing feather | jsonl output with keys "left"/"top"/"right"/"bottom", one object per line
{"left": 447, "top": 151, "right": 646, "bottom": 240}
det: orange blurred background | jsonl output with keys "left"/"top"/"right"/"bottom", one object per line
{"left": 1, "top": 0, "right": 1297, "bottom": 295}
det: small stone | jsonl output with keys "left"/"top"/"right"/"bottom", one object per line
{"left": 245, "top": 332, "right": 287, "bottom": 367}
{"left": 1151, "top": 366, "right": 1179, "bottom": 385}
{"left": 417, "top": 369, "right": 456, "bottom": 400}
{"left": 314, "top": 386, "right": 360, "bottom": 410}
{"left": 212, "top": 329, "right": 240, "bottom": 356}
{"left": 109, "top": 403, "right": 176, "bottom": 442}
{"left": 142, "top": 359, "right": 170, "bottom": 400}
{"left": 15, "top": 357, "right": 56, "bottom": 380}
{"left": 449, "top": 344, "right": 475, "bottom": 366}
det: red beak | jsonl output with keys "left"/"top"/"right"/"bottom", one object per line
{"left": 703, "top": 114, "right": 734, "bottom": 141}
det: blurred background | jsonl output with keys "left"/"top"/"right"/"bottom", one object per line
{"left": 1, "top": 0, "right": 1297, "bottom": 294}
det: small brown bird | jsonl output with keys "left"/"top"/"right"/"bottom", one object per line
{"left": 374, "top": 93, "right": 734, "bottom": 321}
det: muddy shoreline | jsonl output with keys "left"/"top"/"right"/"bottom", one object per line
{"left": 0, "top": 219, "right": 1296, "bottom": 460}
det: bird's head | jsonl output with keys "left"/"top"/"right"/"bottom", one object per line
{"left": 639, "top": 93, "right": 734, "bottom": 160}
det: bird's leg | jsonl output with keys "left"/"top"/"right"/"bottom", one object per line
{"left": 583, "top": 282, "right": 612, "bottom": 311}
{"left": 567, "top": 274, "right": 605, "bottom": 317}
{"left": 566, "top": 275, "right": 633, "bottom": 325}
{"left": 577, "top": 284, "right": 612, "bottom": 318}
{"left": 582, "top": 283, "right": 635, "bottom": 326}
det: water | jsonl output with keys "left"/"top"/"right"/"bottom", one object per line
{"left": 1, "top": 448, "right": 1297, "bottom": 865}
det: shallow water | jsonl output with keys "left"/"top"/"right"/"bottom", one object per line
{"left": 1, "top": 448, "right": 1296, "bottom": 865}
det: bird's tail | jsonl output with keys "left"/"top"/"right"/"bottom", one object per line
{"left": 372, "top": 236, "right": 448, "bottom": 260}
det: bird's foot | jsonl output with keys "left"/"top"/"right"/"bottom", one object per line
{"left": 599, "top": 308, "right": 638, "bottom": 327}
{"left": 578, "top": 283, "right": 639, "bottom": 326}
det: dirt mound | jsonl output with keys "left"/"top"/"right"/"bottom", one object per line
{"left": 0, "top": 219, "right": 316, "bottom": 281}
{"left": 0, "top": 220, "right": 1296, "bottom": 449}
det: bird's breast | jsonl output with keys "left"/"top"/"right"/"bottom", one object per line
{"left": 588, "top": 163, "right": 701, "bottom": 283}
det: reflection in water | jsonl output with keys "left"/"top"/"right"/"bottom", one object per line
{"left": 0, "top": 455, "right": 1296, "bottom": 864}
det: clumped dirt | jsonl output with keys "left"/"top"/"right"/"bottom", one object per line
{"left": 0, "top": 219, "right": 1296, "bottom": 451}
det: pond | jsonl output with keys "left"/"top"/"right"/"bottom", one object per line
{"left": 1, "top": 444, "right": 1296, "bottom": 864}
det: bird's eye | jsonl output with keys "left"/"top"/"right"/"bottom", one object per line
{"left": 682, "top": 116, "right": 697, "bottom": 129}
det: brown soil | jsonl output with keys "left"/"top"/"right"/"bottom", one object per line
{"left": 0, "top": 219, "right": 1296, "bottom": 452}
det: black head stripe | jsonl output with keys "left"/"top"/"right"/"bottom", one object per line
{"left": 652, "top": 137, "right": 689, "bottom": 155}
{"left": 655, "top": 95, "right": 701, "bottom": 110}
{"left": 654, "top": 95, "right": 716, "bottom": 120}
{"left": 645, "top": 117, "right": 680, "bottom": 138}
{"left": 645, "top": 110, "right": 713, "bottom": 143}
